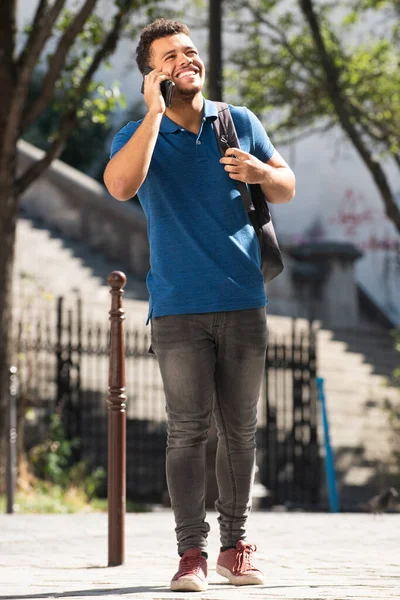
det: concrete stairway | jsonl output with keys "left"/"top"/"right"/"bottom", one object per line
{"left": 263, "top": 314, "right": 399, "bottom": 506}
{"left": 317, "top": 324, "right": 399, "bottom": 506}
{"left": 13, "top": 212, "right": 400, "bottom": 506}
{"left": 13, "top": 211, "right": 149, "bottom": 322}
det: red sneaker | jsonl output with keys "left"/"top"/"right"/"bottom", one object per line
{"left": 216, "top": 541, "right": 264, "bottom": 585}
{"left": 170, "top": 547, "right": 208, "bottom": 592}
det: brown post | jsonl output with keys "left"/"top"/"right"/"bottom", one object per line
{"left": 107, "top": 271, "right": 127, "bottom": 566}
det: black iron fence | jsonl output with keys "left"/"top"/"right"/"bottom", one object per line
{"left": 12, "top": 295, "right": 320, "bottom": 507}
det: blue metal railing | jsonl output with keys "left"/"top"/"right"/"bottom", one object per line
{"left": 317, "top": 377, "right": 340, "bottom": 512}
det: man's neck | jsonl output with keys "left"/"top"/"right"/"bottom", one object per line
{"left": 165, "top": 93, "right": 204, "bottom": 134}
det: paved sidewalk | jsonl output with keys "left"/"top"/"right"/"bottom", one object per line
{"left": 0, "top": 509, "right": 399, "bottom": 600}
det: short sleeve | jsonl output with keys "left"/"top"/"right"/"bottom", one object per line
{"left": 245, "top": 108, "right": 275, "bottom": 163}
{"left": 109, "top": 121, "right": 141, "bottom": 159}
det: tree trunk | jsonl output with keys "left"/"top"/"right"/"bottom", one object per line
{"left": 208, "top": 0, "right": 223, "bottom": 101}
{"left": 0, "top": 0, "right": 17, "bottom": 492}
{"left": 299, "top": 0, "right": 400, "bottom": 234}
{"left": 0, "top": 0, "right": 19, "bottom": 483}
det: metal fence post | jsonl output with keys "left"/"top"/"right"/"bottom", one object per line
{"left": 6, "top": 366, "right": 18, "bottom": 514}
{"left": 317, "top": 376, "right": 339, "bottom": 513}
{"left": 107, "top": 271, "right": 127, "bottom": 566}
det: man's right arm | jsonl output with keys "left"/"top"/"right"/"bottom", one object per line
{"left": 103, "top": 110, "right": 163, "bottom": 201}
{"left": 104, "top": 67, "right": 170, "bottom": 201}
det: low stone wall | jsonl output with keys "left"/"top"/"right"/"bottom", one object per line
{"left": 17, "top": 140, "right": 149, "bottom": 280}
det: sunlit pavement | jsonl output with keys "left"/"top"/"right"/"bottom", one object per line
{"left": 1, "top": 509, "right": 399, "bottom": 600}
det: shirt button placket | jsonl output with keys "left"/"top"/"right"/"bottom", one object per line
{"left": 196, "top": 137, "right": 206, "bottom": 162}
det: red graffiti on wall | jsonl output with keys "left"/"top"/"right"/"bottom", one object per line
{"left": 328, "top": 188, "right": 385, "bottom": 237}
{"left": 359, "top": 237, "right": 400, "bottom": 252}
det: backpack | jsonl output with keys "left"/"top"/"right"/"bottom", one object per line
{"left": 212, "top": 102, "right": 284, "bottom": 283}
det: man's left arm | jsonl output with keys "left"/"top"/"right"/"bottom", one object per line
{"left": 220, "top": 147, "right": 296, "bottom": 204}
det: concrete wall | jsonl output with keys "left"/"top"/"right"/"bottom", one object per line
{"left": 269, "top": 129, "right": 400, "bottom": 326}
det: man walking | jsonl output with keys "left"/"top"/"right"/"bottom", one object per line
{"left": 104, "top": 18, "right": 295, "bottom": 592}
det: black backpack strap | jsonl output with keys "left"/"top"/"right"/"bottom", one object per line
{"left": 212, "top": 102, "right": 254, "bottom": 213}
{"left": 212, "top": 102, "right": 283, "bottom": 282}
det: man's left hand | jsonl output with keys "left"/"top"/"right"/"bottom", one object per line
{"left": 220, "top": 148, "right": 267, "bottom": 184}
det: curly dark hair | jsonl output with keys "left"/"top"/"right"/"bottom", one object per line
{"left": 136, "top": 18, "right": 191, "bottom": 74}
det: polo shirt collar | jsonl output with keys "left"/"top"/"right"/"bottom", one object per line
{"left": 159, "top": 115, "right": 181, "bottom": 133}
{"left": 203, "top": 98, "right": 218, "bottom": 121}
{"left": 159, "top": 98, "right": 219, "bottom": 133}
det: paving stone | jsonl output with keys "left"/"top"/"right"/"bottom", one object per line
{"left": 0, "top": 510, "right": 399, "bottom": 600}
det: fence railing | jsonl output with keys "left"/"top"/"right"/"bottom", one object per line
{"left": 12, "top": 295, "right": 320, "bottom": 508}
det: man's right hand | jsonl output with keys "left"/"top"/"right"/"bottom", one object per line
{"left": 143, "top": 68, "right": 171, "bottom": 115}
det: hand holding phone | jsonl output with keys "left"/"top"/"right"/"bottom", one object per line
{"left": 141, "top": 65, "right": 175, "bottom": 108}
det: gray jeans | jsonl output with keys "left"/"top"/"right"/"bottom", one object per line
{"left": 150, "top": 308, "right": 268, "bottom": 555}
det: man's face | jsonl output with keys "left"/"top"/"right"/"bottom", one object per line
{"left": 150, "top": 33, "right": 205, "bottom": 97}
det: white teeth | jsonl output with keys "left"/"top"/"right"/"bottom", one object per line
{"left": 178, "top": 71, "right": 196, "bottom": 78}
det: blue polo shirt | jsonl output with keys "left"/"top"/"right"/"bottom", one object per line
{"left": 110, "top": 99, "right": 275, "bottom": 323}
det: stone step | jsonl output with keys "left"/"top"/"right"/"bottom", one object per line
{"left": 14, "top": 215, "right": 148, "bottom": 305}
{"left": 321, "top": 375, "right": 398, "bottom": 392}
{"left": 318, "top": 349, "right": 398, "bottom": 366}
{"left": 319, "top": 390, "right": 399, "bottom": 407}
{"left": 328, "top": 412, "right": 389, "bottom": 425}
{"left": 318, "top": 361, "right": 396, "bottom": 376}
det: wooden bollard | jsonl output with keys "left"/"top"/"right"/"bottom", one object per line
{"left": 107, "top": 271, "right": 127, "bottom": 566}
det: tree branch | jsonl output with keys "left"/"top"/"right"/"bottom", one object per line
{"left": 299, "top": 0, "right": 400, "bottom": 233}
{"left": 71, "top": 7, "right": 126, "bottom": 114}
{"left": 274, "top": 120, "right": 336, "bottom": 146}
{"left": 348, "top": 97, "right": 399, "bottom": 141}
{"left": 17, "top": 0, "right": 66, "bottom": 76}
{"left": 22, "top": 0, "right": 99, "bottom": 132}
{"left": 16, "top": 0, "right": 48, "bottom": 63}
{"left": 16, "top": 109, "right": 76, "bottom": 196}
{"left": 16, "top": 6, "right": 127, "bottom": 196}
{"left": 0, "top": 0, "right": 66, "bottom": 183}
{"left": 350, "top": 103, "right": 399, "bottom": 159}
{"left": 240, "top": 0, "right": 320, "bottom": 81}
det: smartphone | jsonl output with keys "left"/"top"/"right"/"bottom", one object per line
{"left": 141, "top": 65, "right": 175, "bottom": 107}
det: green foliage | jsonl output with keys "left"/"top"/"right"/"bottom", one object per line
{"left": 392, "top": 331, "right": 400, "bottom": 386}
{"left": 384, "top": 331, "right": 400, "bottom": 477}
{"left": 2, "top": 408, "right": 149, "bottom": 513}
{"left": 68, "top": 462, "right": 107, "bottom": 500}
{"left": 29, "top": 413, "right": 79, "bottom": 487}
{"left": 226, "top": 0, "right": 400, "bottom": 153}
{"left": 0, "top": 484, "right": 152, "bottom": 513}
{"left": 52, "top": 11, "right": 114, "bottom": 102}
{"left": 23, "top": 69, "right": 123, "bottom": 177}
{"left": 29, "top": 413, "right": 106, "bottom": 499}
{"left": 349, "top": 0, "right": 394, "bottom": 9}
{"left": 0, "top": 482, "right": 87, "bottom": 514}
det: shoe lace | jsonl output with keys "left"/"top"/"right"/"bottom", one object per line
{"left": 233, "top": 543, "right": 257, "bottom": 575}
{"left": 179, "top": 554, "right": 203, "bottom": 576}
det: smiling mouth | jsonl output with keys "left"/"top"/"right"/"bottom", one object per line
{"left": 176, "top": 70, "right": 199, "bottom": 80}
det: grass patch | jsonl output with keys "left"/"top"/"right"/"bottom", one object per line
{"left": 0, "top": 481, "right": 152, "bottom": 514}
